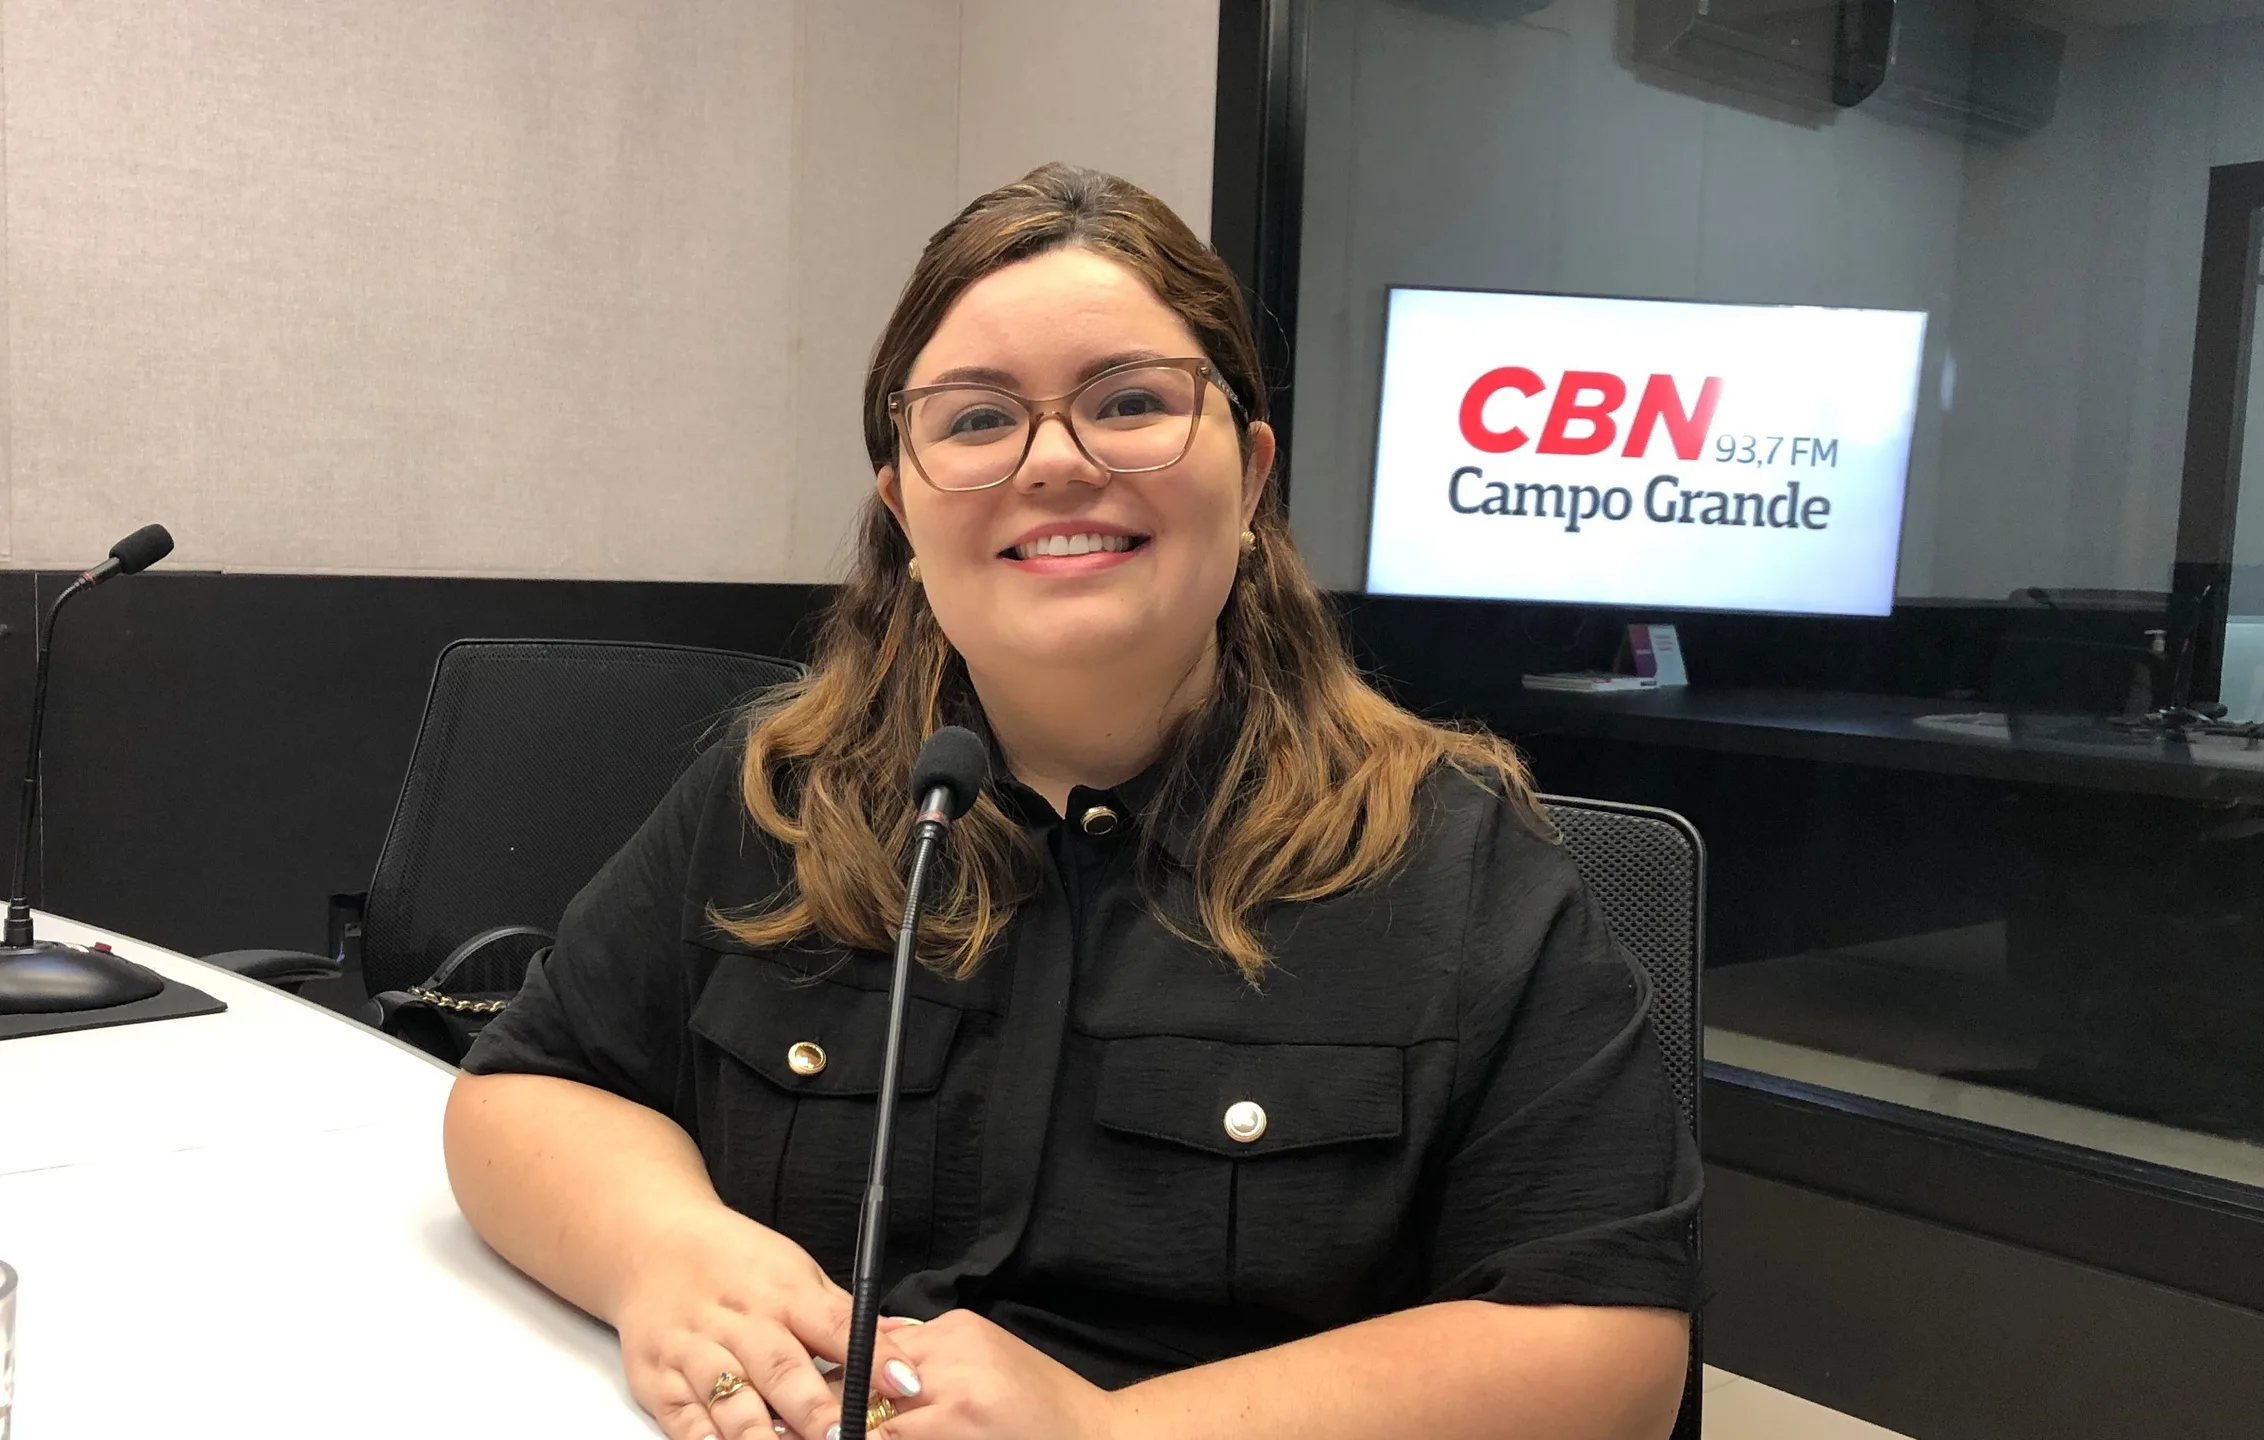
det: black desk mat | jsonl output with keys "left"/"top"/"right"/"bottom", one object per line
{"left": 0, "top": 972, "right": 227, "bottom": 1041}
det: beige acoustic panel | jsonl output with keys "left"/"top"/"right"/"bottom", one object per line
{"left": 788, "top": 0, "right": 963, "bottom": 579}
{"left": 0, "top": 5, "right": 8, "bottom": 560}
{"left": 956, "top": 0, "right": 1218, "bottom": 236}
{"left": 3, "top": 0, "right": 800, "bottom": 581}
{"left": 0, "top": 0, "right": 1221, "bottom": 582}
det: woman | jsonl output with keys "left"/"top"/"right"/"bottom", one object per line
{"left": 445, "top": 163, "right": 1699, "bottom": 1440}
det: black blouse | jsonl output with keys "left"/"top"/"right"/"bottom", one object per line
{"left": 462, "top": 735, "right": 1701, "bottom": 1390}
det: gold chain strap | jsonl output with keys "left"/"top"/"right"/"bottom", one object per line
{"left": 406, "top": 986, "right": 510, "bottom": 1015}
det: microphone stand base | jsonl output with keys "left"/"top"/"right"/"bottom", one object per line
{"left": 0, "top": 941, "right": 167, "bottom": 1014}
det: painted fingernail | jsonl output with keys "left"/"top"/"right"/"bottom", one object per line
{"left": 773, "top": 1425, "right": 789, "bottom": 1437}
{"left": 826, "top": 1426, "right": 842, "bottom": 1440}
{"left": 885, "top": 1358, "right": 923, "bottom": 1397}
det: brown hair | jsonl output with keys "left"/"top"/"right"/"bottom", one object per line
{"left": 719, "top": 163, "right": 1535, "bottom": 981}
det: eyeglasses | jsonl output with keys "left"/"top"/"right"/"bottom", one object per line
{"left": 888, "top": 357, "right": 1228, "bottom": 493}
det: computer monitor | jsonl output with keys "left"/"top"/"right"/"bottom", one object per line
{"left": 1365, "top": 286, "right": 1929, "bottom": 617}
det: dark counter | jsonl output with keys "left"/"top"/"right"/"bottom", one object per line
{"left": 1495, "top": 686, "right": 2264, "bottom": 803}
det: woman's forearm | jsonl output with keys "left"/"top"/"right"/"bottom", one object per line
{"left": 1109, "top": 1301, "right": 1688, "bottom": 1440}
{"left": 441, "top": 1070, "right": 725, "bottom": 1323}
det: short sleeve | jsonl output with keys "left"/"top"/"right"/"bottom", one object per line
{"left": 458, "top": 736, "right": 740, "bottom": 1125}
{"left": 1421, "top": 797, "right": 1702, "bottom": 1313}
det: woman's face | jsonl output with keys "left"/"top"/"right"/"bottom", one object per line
{"left": 878, "top": 247, "right": 1273, "bottom": 688}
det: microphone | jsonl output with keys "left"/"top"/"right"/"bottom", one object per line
{"left": 0, "top": 525, "right": 176, "bottom": 1015}
{"left": 85, "top": 523, "right": 175, "bottom": 585}
{"left": 838, "top": 726, "right": 988, "bottom": 1440}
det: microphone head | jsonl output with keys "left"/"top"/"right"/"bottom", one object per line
{"left": 911, "top": 726, "right": 989, "bottom": 820}
{"left": 107, "top": 524, "right": 174, "bottom": 575}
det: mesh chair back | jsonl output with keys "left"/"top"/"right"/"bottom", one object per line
{"left": 1540, "top": 797, "right": 1704, "bottom": 1131}
{"left": 359, "top": 640, "right": 801, "bottom": 996}
{"left": 1540, "top": 794, "right": 1706, "bottom": 1440}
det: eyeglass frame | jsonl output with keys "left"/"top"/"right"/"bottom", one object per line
{"left": 886, "top": 356, "right": 1240, "bottom": 493}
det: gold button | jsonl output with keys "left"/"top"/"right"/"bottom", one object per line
{"left": 1080, "top": 805, "right": 1120, "bottom": 836}
{"left": 786, "top": 1041, "right": 827, "bottom": 1077}
{"left": 1223, "top": 1100, "right": 1267, "bottom": 1143}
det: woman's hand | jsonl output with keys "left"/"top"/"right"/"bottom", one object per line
{"left": 868, "top": 1311, "right": 1119, "bottom": 1440}
{"left": 610, "top": 1206, "right": 921, "bottom": 1440}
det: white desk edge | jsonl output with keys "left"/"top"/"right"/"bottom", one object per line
{"left": 0, "top": 911, "right": 656, "bottom": 1438}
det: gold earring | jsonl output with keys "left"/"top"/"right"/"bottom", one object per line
{"left": 907, "top": 556, "right": 922, "bottom": 583}
{"left": 1239, "top": 529, "right": 1257, "bottom": 556}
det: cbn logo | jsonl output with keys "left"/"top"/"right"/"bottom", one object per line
{"left": 1457, "top": 369, "right": 1724, "bottom": 460}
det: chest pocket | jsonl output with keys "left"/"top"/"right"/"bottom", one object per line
{"left": 690, "top": 962, "right": 961, "bottom": 1283}
{"left": 1091, "top": 1035, "right": 1408, "bottom": 1319}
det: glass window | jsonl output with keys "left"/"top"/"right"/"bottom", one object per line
{"left": 2226, "top": 192, "right": 2264, "bottom": 716}
{"left": 1293, "top": 0, "right": 2264, "bottom": 1189}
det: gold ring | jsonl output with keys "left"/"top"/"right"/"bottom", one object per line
{"left": 709, "top": 1371, "right": 751, "bottom": 1406}
{"left": 867, "top": 1395, "right": 899, "bottom": 1430}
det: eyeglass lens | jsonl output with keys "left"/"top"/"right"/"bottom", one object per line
{"left": 901, "top": 364, "right": 1203, "bottom": 490}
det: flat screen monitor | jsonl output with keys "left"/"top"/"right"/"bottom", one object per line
{"left": 1365, "top": 286, "right": 1928, "bottom": 617}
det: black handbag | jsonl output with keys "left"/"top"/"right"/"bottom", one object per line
{"left": 363, "top": 923, "right": 552, "bottom": 1065}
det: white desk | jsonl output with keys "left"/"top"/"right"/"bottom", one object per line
{"left": 0, "top": 914, "right": 656, "bottom": 1437}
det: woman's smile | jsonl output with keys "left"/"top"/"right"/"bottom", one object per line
{"left": 999, "top": 520, "right": 1153, "bottom": 575}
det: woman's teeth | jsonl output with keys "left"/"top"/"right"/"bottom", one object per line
{"left": 1010, "top": 533, "right": 1138, "bottom": 560}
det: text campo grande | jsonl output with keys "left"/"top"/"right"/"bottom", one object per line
{"left": 1446, "top": 467, "right": 1833, "bottom": 534}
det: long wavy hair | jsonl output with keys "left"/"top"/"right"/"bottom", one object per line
{"left": 717, "top": 163, "right": 1536, "bottom": 982}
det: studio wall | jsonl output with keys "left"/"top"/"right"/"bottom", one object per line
{"left": 0, "top": 0, "right": 1219, "bottom": 584}
{"left": 1933, "top": 14, "right": 2264, "bottom": 600}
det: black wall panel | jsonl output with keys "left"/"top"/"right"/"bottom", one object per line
{"left": 16, "top": 571, "right": 829, "bottom": 960}
{"left": 0, "top": 572, "right": 37, "bottom": 892}
{"left": 1707, "top": 1165, "right": 2264, "bottom": 1440}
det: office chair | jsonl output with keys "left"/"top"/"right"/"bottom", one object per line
{"left": 206, "top": 639, "right": 801, "bottom": 1002}
{"left": 1990, "top": 587, "right": 2171, "bottom": 714}
{"left": 1540, "top": 794, "right": 1706, "bottom": 1440}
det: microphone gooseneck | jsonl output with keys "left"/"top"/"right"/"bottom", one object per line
{"left": 5, "top": 525, "right": 175, "bottom": 946}
{"left": 5, "top": 574, "right": 93, "bottom": 945}
{"left": 838, "top": 726, "right": 988, "bottom": 1440}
